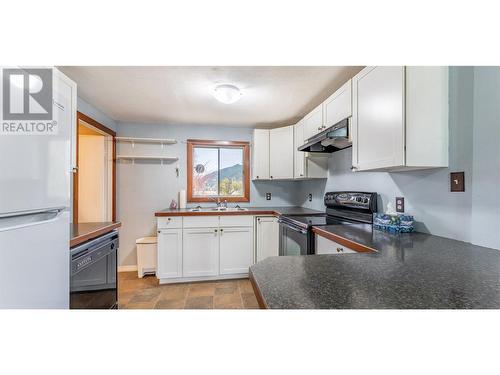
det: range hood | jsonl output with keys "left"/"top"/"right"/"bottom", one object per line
{"left": 298, "top": 118, "right": 351, "bottom": 153}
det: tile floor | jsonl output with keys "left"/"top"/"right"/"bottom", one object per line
{"left": 118, "top": 272, "right": 260, "bottom": 309}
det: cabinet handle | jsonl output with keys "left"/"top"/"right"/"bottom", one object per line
{"left": 220, "top": 228, "right": 223, "bottom": 236}
{"left": 337, "top": 247, "right": 344, "bottom": 253}
{"left": 157, "top": 231, "right": 161, "bottom": 234}
{"left": 168, "top": 218, "right": 171, "bottom": 221}
{"left": 317, "top": 127, "right": 322, "bottom": 131}
{"left": 270, "top": 176, "right": 273, "bottom": 179}
{"left": 256, "top": 176, "right": 259, "bottom": 179}
{"left": 351, "top": 166, "right": 358, "bottom": 171}
{"left": 214, "top": 229, "right": 218, "bottom": 232}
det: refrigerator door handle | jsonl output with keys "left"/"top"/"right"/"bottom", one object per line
{"left": 0, "top": 207, "right": 65, "bottom": 232}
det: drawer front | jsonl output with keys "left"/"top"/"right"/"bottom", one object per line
{"left": 183, "top": 216, "right": 220, "bottom": 228}
{"left": 219, "top": 215, "right": 254, "bottom": 227}
{"left": 315, "top": 234, "right": 357, "bottom": 255}
{"left": 157, "top": 216, "right": 182, "bottom": 229}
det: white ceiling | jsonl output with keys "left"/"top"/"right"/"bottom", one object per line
{"left": 59, "top": 66, "right": 363, "bottom": 128}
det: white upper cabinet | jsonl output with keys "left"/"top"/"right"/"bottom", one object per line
{"left": 352, "top": 66, "right": 406, "bottom": 171}
{"left": 303, "top": 103, "right": 324, "bottom": 141}
{"left": 252, "top": 129, "right": 270, "bottom": 180}
{"left": 351, "top": 66, "right": 448, "bottom": 172}
{"left": 294, "top": 120, "right": 306, "bottom": 178}
{"left": 294, "top": 121, "right": 328, "bottom": 179}
{"left": 323, "top": 80, "right": 352, "bottom": 128}
{"left": 269, "top": 125, "right": 294, "bottom": 179}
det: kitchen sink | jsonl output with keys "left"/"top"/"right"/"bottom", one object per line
{"left": 189, "top": 207, "right": 248, "bottom": 212}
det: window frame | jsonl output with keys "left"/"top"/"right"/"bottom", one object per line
{"left": 187, "top": 139, "right": 250, "bottom": 203}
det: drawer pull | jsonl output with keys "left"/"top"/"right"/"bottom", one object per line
{"left": 337, "top": 247, "right": 343, "bottom": 253}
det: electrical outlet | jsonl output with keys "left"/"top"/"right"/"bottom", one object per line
{"left": 450, "top": 172, "right": 465, "bottom": 192}
{"left": 308, "top": 193, "right": 313, "bottom": 202}
{"left": 396, "top": 197, "right": 405, "bottom": 213}
{"left": 266, "top": 192, "right": 272, "bottom": 201}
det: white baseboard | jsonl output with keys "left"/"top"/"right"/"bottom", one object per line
{"left": 118, "top": 265, "right": 138, "bottom": 272}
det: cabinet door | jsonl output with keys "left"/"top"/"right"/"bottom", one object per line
{"left": 323, "top": 80, "right": 352, "bottom": 128}
{"left": 252, "top": 129, "right": 270, "bottom": 180}
{"left": 256, "top": 216, "right": 279, "bottom": 262}
{"left": 315, "top": 235, "right": 357, "bottom": 255}
{"left": 157, "top": 228, "right": 183, "bottom": 279}
{"left": 269, "top": 125, "right": 294, "bottom": 179}
{"left": 294, "top": 121, "right": 306, "bottom": 179}
{"left": 303, "top": 104, "right": 324, "bottom": 140}
{"left": 219, "top": 227, "right": 254, "bottom": 275}
{"left": 352, "top": 66, "right": 405, "bottom": 171}
{"left": 183, "top": 227, "right": 219, "bottom": 277}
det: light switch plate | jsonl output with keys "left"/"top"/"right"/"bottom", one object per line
{"left": 450, "top": 172, "right": 465, "bottom": 192}
{"left": 396, "top": 197, "right": 405, "bottom": 213}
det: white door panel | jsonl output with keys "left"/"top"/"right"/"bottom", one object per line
{"left": 0, "top": 69, "right": 75, "bottom": 214}
{"left": 0, "top": 210, "right": 70, "bottom": 308}
{"left": 353, "top": 66, "right": 405, "bottom": 171}
{"left": 219, "top": 227, "right": 253, "bottom": 275}
{"left": 182, "top": 228, "right": 219, "bottom": 277}
{"left": 157, "top": 229, "right": 182, "bottom": 279}
{"left": 256, "top": 216, "right": 279, "bottom": 262}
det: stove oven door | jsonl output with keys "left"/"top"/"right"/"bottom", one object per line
{"left": 278, "top": 220, "right": 313, "bottom": 256}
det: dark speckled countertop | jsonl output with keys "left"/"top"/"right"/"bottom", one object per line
{"left": 250, "top": 224, "right": 500, "bottom": 309}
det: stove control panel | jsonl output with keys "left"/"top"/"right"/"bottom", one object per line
{"left": 324, "top": 191, "right": 377, "bottom": 212}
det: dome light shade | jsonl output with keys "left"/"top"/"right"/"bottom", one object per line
{"left": 213, "top": 84, "right": 241, "bottom": 104}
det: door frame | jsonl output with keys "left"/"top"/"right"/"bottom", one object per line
{"left": 73, "top": 111, "right": 116, "bottom": 223}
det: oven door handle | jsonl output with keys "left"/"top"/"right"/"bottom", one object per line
{"left": 278, "top": 220, "right": 308, "bottom": 235}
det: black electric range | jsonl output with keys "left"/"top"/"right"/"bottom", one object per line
{"left": 278, "top": 191, "right": 377, "bottom": 256}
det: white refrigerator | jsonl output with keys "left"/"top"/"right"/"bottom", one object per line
{"left": 0, "top": 68, "right": 77, "bottom": 308}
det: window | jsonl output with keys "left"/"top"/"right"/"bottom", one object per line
{"left": 187, "top": 139, "right": 250, "bottom": 202}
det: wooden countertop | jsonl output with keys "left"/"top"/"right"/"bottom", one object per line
{"left": 155, "top": 206, "right": 323, "bottom": 217}
{"left": 70, "top": 222, "right": 122, "bottom": 248}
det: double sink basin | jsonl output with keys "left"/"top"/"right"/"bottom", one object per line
{"left": 189, "top": 206, "right": 248, "bottom": 212}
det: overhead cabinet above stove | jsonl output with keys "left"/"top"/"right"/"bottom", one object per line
{"left": 351, "top": 66, "right": 449, "bottom": 172}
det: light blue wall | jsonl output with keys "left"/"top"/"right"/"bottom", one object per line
{"left": 116, "top": 122, "right": 298, "bottom": 266}
{"left": 471, "top": 67, "right": 500, "bottom": 249}
{"left": 77, "top": 97, "right": 117, "bottom": 132}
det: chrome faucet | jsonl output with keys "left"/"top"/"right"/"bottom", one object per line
{"left": 209, "top": 197, "right": 221, "bottom": 207}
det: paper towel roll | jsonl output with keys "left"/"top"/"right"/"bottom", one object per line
{"left": 179, "top": 190, "right": 187, "bottom": 209}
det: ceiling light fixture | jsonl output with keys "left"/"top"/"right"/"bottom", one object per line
{"left": 213, "top": 84, "right": 242, "bottom": 104}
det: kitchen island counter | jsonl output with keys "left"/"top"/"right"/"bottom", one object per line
{"left": 250, "top": 226, "right": 500, "bottom": 309}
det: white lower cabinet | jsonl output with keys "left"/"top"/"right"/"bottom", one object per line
{"left": 157, "top": 215, "right": 257, "bottom": 283}
{"left": 256, "top": 216, "right": 279, "bottom": 262}
{"left": 219, "top": 226, "right": 254, "bottom": 275}
{"left": 182, "top": 227, "right": 220, "bottom": 277}
{"left": 315, "top": 235, "right": 357, "bottom": 255}
{"left": 157, "top": 229, "right": 183, "bottom": 279}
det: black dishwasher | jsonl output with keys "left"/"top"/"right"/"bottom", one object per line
{"left": 70, "top": 230, "right": 118, "bottom": 309}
